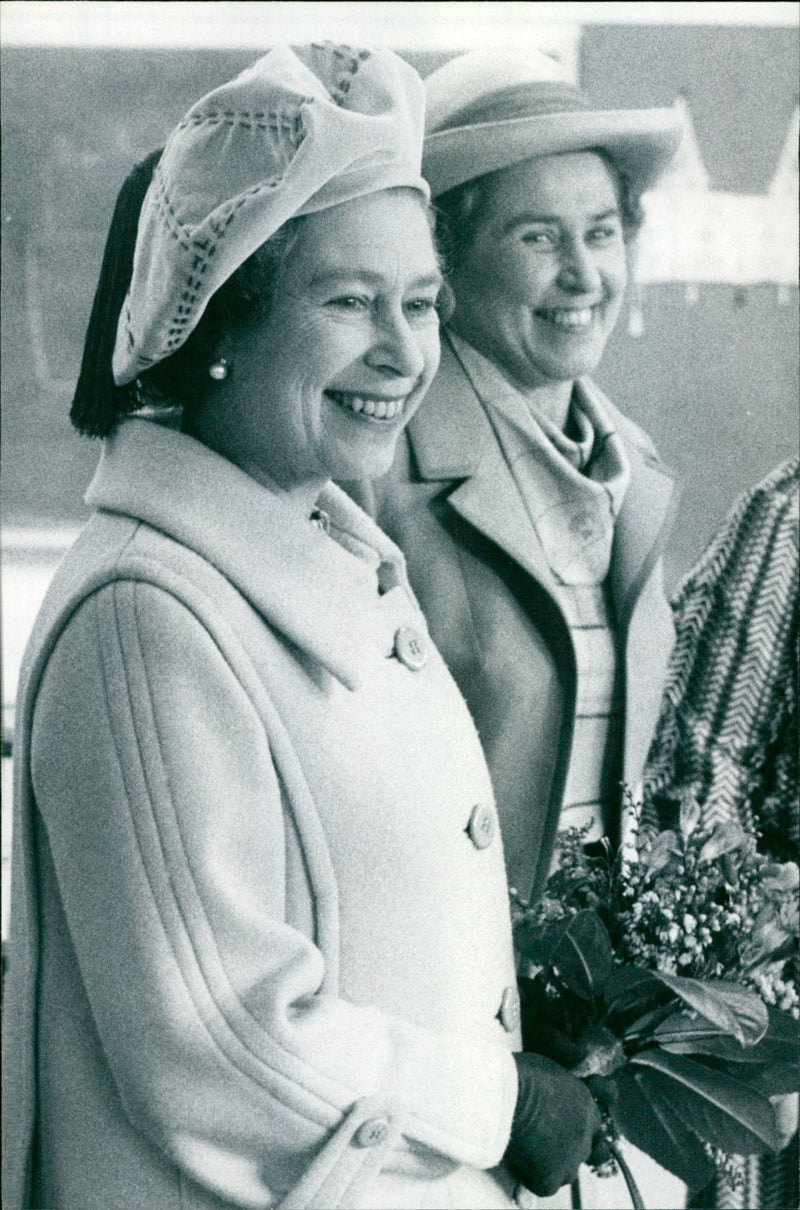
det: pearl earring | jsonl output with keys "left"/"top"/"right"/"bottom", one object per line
{"left": 208, "top": 358, "right": 229, "bottom": 381}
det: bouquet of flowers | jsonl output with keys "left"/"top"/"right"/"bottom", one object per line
{"left": 511, "top": 789, "right": 799, "bottom": 1204}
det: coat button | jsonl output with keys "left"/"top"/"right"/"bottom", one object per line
{"left": 353, "top": 1116, "right": 390, "bottom": 1148}
{"left": 467, "top": 804, "right": 496, "bottom": 850}
{"left": 498, "top": 985, "right": 520, "bottom": 1033}
{"left": 393, "top": 626, "right": 427, "bottom": 670}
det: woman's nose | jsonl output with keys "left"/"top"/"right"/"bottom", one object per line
{"left": 558, "top": 242, "right": 603, "bottom": 294}
{"left": 365, "top": 313, "right": 426, "bottom": 380}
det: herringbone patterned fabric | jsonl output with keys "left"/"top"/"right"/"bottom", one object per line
{"left": 643, "top": 457, "right": 799, "bottom": 862}
{"left": 643, "top": 459, "right": 799, "bottom": 1210}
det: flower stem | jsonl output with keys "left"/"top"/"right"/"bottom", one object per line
{"left": 606, "top": 1138, "right": 646, "bottom": 1210}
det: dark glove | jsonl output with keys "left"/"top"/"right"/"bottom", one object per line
{"left": 504, "top": 1052, "right": 603, "bottom": 1197}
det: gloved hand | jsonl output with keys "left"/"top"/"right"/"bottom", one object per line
{"left": 505, "top": 1052, "right": 604, "bottom": 1197}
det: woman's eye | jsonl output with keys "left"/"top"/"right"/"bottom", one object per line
{"left": 521, "top": 230, "right": 558, "bottom": 248}
{"left": 328, "top": 295, "right": 369, "bottom": 311}
{"left": 404, "top": 298, "right": 438, "bottom": 317}
{"left": 587, "top": 225, "right": 621, "bottom": 246}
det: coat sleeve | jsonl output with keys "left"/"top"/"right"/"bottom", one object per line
{"left": 30, "top": 580, "right": 517, "bottom": 1205}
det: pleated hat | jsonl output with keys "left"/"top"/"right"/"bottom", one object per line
{"left": 112, "top": 43, "right": 428, "bottom": 386}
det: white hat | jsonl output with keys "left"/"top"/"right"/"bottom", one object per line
{"left": 113, "top": 43, "right": 428, "bottom": 385}
{"left": 423, "top": 49, "right": 681, "bottom": 199}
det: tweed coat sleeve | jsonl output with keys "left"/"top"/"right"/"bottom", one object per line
{"left": 30, "top": 578, "right": 516, "bottom": 1206}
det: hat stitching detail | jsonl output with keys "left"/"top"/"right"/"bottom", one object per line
{"left": 148, "top": 164, "right": 285, "bottom": 256}
{"left": 126, "top": 168, "right": 291, "bottom": 364}
{"left": 318, "top": 42, "right": 371, "bottom": 67}
{"left": 176, "top": 109, "right": 307, "bottom": 150}
{"left": 315, "top": 41, "right": 373, "bottom": 107}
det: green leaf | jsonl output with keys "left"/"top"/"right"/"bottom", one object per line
{"left": 657, "top": 1009, "right": 800, "bottom": 1096}
{"left": 548, "top": 910, "right": 613, "bottom": 1000}
{"left": 740, "top": 916, "right": 797, "bottom": 969}
{"left": 679, "top": 790, "right": 702, "bottom": 839}
{"left": 613, "top": 1066, "right": 715, "bottom": 1191}
{"left": 654, "top": 1005, "right": 796, "bottom": 1065}
{"left": 517, "top": 977, "right": 589, "bottom": 1067}
{"left": 624, "top": 1001, "right": 688, "bottom": 1045}
{"left": 762, "top": 1006, "right": 800, "bottom": 1053}
{"left": 606, "top": 966, "right": 671, "bottom": 1022}
{"left": 642, "top": 829, "right": 680, "bottom": 874}
{"left": 698, "top": 822, "right": 748, "bottom": 864}
{"left": 761, "top": 861, "right": 799, "bottom": 893}
{"left": 700, "top": 1056, "right": 800, "bottom": 1097}
{"left": 513, "top": 915, "right": 570, "bottom": 963}
{"left": 650, "top": 972, "right": 768, "bottom": 1047}
{"left": 514, "top": 911, "right": 613, "bottom": 1000}
{"left": 629, "top": 1049, "right": 782, "bottom": 1155}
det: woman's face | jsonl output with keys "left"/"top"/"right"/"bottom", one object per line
{"left": 448, "top": 151, "right": 628, "bottom": 393}
{"left": 202, "top": 189, "right": 442, "bottom": 497}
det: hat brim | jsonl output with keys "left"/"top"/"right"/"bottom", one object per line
{"left": 423, "top": 108, "right": 681, "bottom": 198}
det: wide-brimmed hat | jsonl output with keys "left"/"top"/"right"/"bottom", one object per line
{"left": 111, "top": 43, "right": 427, "bottom": 386}
{"left": 423, "top": 49, "right": 681, "bottom": 198}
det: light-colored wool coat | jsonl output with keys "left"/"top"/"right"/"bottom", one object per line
{"left": 349, "top": 334, "right": 679, "bottom": 903}
{"left": 2, "top": 419, "right": 522, "bottom": 1210}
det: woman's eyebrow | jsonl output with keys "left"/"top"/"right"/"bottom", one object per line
{"left": 501, "top": 207, "right": 620, "bottom": 235}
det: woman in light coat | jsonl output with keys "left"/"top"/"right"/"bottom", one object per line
{"left": 2, "top": 45, "right": 601, "bottom": 1210}
{"left": 352, "top": 49, "right": 683, "bottom": 909}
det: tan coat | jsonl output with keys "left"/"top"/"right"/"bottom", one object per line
{"left": 350, "top": 334, "right": 679, "bottom": 902}
{"left": 2, "top": 420, "right": 521, "bottom": 1210}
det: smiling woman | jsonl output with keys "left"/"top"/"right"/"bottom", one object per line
{"left": 442, "top": 151, "right": 629, "bottom": 426}
{"left": 182, "top": 189, "right": 443, "bottom": 498}
{"left": 2, "top": 42, "right": 569, "bottom": 1210}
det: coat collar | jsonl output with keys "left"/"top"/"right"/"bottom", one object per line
{"left": 406, "top": 333, "right": 677, "bottom": 623}
{"left": 86, "top": 420, "right": 420, "bottom": 691}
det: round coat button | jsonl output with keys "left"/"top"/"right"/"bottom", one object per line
{"left": 467, "top": 804, "right": 496, "bottom": 850}
{"left": 354, "top": 1117, "right": 390, "bottom": 1148}
{"left": 393, "top": 626, "right": 428, "bottom": 671}
{"left": 499, "top": 985, "right": 520, "bottom": 1033}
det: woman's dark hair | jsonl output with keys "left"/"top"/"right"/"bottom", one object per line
{"left": 434, "top": 148, "right": 645, "bottom": 274}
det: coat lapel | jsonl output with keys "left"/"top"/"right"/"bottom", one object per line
{"left": 596, "top": 389, "right": 678, "bottom": 632}
{"left": 86, "top": 420, "right": 418, "bottom": 692}
{"left": 407, "top": 337, "right": 561, "bottom": 593}
{"left": 408, "top": 341, "right": 678, "bottom": 633}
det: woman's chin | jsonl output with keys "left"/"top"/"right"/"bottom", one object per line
{"left": 330, "top": 443, "right": 398, "bottom": 482}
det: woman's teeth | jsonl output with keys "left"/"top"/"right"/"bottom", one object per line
{"left": 540, "top": 307, "right": 595, "bottom": 329}
{"left": 327, "top": 392, "right": 405, "bottom": 420}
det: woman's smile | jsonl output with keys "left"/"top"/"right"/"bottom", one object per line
{"left": 324, "top": 389, "right": 411, "bottom": 421}
{"left": 534, "top": 303, "right": 604, "bottom": 331}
